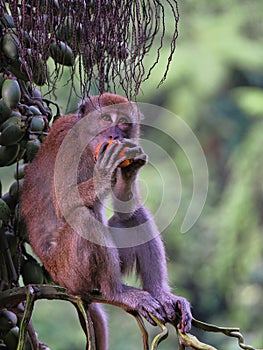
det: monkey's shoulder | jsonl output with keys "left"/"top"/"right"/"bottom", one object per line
{"left": 50, "top": 113, "right": 79, "bottom": 137}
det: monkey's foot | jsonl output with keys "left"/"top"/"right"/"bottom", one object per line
{"left": 156, "top": 293, "right": 192, "bottom": 333}
{"left": 115, "top": 287, "right": 167, "bottom": 326}
{"left": 134, "top": 294, "right": 167, "bottom": 326}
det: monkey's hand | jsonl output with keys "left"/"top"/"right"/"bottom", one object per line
{"left": 118, "top": 286, "right": 167, "bottom": 326}
{"left": 156, "top": 292, "right": 192, "bottom": 333}
{"left": 119, "top": 139, "right": 148, "bottom": 181}
{"left": 93, "top": 140, "right": 134, "bottom": 191}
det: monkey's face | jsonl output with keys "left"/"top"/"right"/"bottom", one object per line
{"left": 79, "top": 95, "right": 141, "bottom": 154}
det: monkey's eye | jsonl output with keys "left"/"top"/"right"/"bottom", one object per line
{"left": 101, "top": 114, "right": 112, "bottom": 122}
{"left": 118, "top": 116, "right": 130, "bottom": 131}
{"left": 118, "top": 117, "right": 129, "bottom": 124}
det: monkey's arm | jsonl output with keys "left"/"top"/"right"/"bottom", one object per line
{"left": 134, "top": 209, "right": 192, "bottom": 333}
{"left": 54, "top": 177, "right": 110, "bottom": 219}
{"left": 109, "top": 147, "right": 192, "bottom": 333}
{"left": 110, "top": 142, "right": 147, "bottom": 219}
{"left": 55, "top": 149, "right": 120, "bottom": 218}
{"left": 110, "top": 204, "right": 192, "bottom": 333}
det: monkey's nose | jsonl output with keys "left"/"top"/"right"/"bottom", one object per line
{"left": 108, "top": 135, "right": 120, "bottom": 140}
{"left": 105, "top": 126, "right": 122, "bottom": 140}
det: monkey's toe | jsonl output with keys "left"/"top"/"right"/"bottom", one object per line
{"left": 176, "top": 298, "right": 192, "bottom": 333}
{"left": 138, "top": 297, "right": 167, "bottom": 326}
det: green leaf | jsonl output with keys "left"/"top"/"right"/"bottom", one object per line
{"left": 232, "top": 87, "right": 263, "bottom": 117}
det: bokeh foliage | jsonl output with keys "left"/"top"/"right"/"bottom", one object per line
{"left": 139, "top": 1, "right": 263, "bottom": 348}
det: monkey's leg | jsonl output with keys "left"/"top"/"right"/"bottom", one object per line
{"left": 89, "top": 303, "right": 108, "bottom": 350}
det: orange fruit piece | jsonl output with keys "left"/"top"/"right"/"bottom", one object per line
{"left": 94, "top": 140, "right": 132, "bottom": 168}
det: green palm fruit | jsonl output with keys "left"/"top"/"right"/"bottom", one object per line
{"left": 0, "top": 123, "right": 25, "bottom": 146}
{"left": 25, "top": 139, "right": 41, "bottom": 162}
{"left": 29, "top": 106, "right": 41, "bottom": 115}
{"left": 14, "top": 163, "right": 27, "bottom": 180}
{"left": 31, "top": 87, "right": 42, "bottom": 99}
{"left": 5, "top": 232, "right": 19, "bottom": 256}
{"left": 0, "top": 116, "right": 23, "bottom": 132}
{"left": 0, "top": 310, "right": 17, "bottom": 330}
{"left": 9, "top": 180, "right": 23, "bottom": 201}
{"left": 22, "top": 260, "right": 44, "bottom": 285}
{"left": 3, "top": 326, "right": 19, "bottom": 350}
{"left": 2, "top": 79, "right": 21, "bottom": 109}
{"left": 8, "top": 57, "right": 31, "bottom": 82}
{"left": 0, "top": 198, "right": 11, "bottom": 220}
{"left": 0, "top": 144, "right": 20, "bottom": 166}
{"left": 1, "top": 193, "right": 17, "bottom": 213}
{"left": 30, "top": 116, "right": 45, "bottom": 131}
{"left": 2, "top": 33, "right": 19, "bottom": 60}
{"left": 50, "top": 41, "right": 74, "bottom": 66}
{"left": 0, "top": 99, "right": 12, "bottom": 124}
{"left": 4, "top": 325, "right": 32, "bottom": 350}
{"left": 0, "top": 15, "right": 15, "bottom": 29}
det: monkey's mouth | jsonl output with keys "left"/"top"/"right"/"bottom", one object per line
{"left": 99, "top": 142, "right": 109, "bottom": 154}
{"left": 93, "top": 141, "right": 109, "bottom": 162}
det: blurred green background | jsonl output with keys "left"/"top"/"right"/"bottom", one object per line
{"left": 1, "top": 0, "right": 263, "bottom": 349}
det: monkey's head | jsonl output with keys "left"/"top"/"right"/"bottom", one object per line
{"left": 77, "top": 93, "right": 141, "bottom": 153}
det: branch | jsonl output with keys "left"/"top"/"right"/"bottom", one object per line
{"left": 74, "top": 299, "right": 96, "bottom": 350}
{"left": 127, "top": 310, "right": 149, "bottom": 350}
{"left": 149, "top": 314, "right": 169, "bottom": 350}
{"left": 191, "top": 318, "right": 260, "bottom": 350}
{"left": 17, "top": 286, "right": 35, "bottom": 350}
{"left": 0, "top": 285, "right": 261, "bottom": 350}
{"left": 177, "top": 329, "right": 217, "bottom": 350}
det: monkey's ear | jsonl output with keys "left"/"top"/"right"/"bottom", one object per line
{"left": 78, "top": 97, "right": 99, "bottom": 118}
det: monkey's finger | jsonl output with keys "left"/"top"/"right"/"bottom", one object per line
{"left": 102, "top": 141, "right": 134, "bottom": 169}
{"left": 120, "top": 139, "right": 138, "bottom": 148}
{"left": 175, "top": 299, "right": 192, "bottom": 333}
{"left": 126, "top": 154, "right": 147, "bottom": 172}
{"left": 96, "top": 141, "right": 114, "bottom": 167}
{"left": 133, "top": 153, "right": 148, "bottom": 164}
{"left": 141, "top": 307, "right": 167, "bottom": 326}
{"left": 124, "top": 145, "right": 145, "bottom": 159}
{"left": 162, "top": 301, "right": 178, "bottom": 322}
{"left": 99, "top": 140, "right": 121, "bottom": 168}
{"left": 141, "top": 312, "right": 158, "bottom": 326}
{"left": 97, "top": 141, "right": 109, "bottom": 159}
{"left": 140, "top": 299, "right": 167, "bottom": 326}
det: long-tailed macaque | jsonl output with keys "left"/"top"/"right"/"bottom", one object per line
{"left": 21, "top": 93, "right": 192, "bottom": 350}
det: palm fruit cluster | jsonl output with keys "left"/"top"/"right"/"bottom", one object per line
{"left": 0, "top": 4, "right": 57, "bottom": 317}
{"left": 0, "top": 6, "right": 78, "bottom": 349}
{"left": 0, "top": 308, "right": 51, "bottom": 349}
{"left": 0, "top": 309, "right": 19, "bottom": 349}
{"left": 0, "top": 309, "right": 51, "bottom": 350}
{"left": 0, "top": 75, "right": 49, "bottom": 166}
{"left": 0, "top": 0, "right": 171, "bottom": 99}
{"left": 0, "top": 7, "right": 74, "bottom": 349}
{"left": 0, "top": 2, "right": 75, "bottom": 83}
{"left": 0, "top": 6, "right": 65, "bottom": 275}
